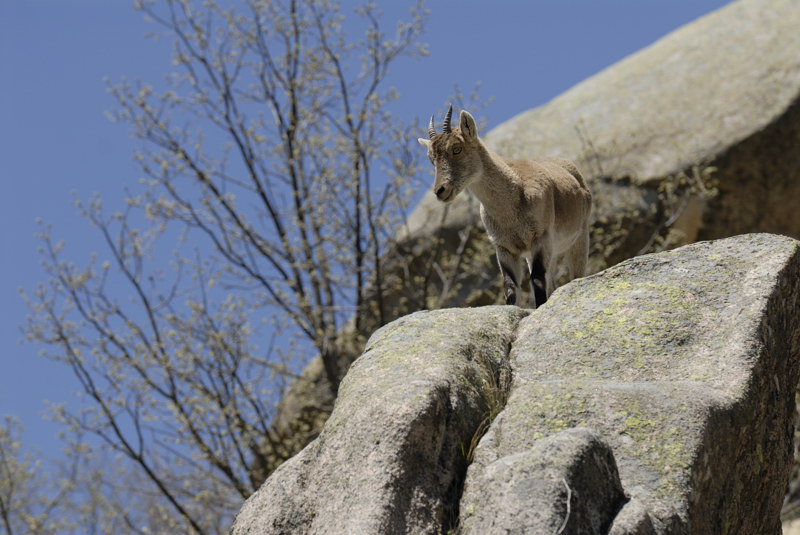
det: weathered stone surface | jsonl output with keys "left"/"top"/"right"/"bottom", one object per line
{"left": 261, "top": 0, "right": 800, "bottom": 478}
{"left": 609, "top": 498, "right": 656, "bottom": 535}
{"left": 458, "top": 427, "right": 627, "bottom": 534}
{"left": 233, "top": 233, "right": 800, "bottom": 534}
{"left": 232, "top": 306, "right": 528, "bottom": 535}
{"left": 463, "top": 234, "right": 800, "bottom": 534}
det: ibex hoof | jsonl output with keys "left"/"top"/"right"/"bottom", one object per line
{"left": 505, "top": 291, "right": 517, "bottom": 306}
{"left": 531, "top": 279, "right": 547, "bottom": 309}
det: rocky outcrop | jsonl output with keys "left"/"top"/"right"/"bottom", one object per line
{"left": 232, "top": 233, "right": 800, "bottom": 534}
{"left": 461, "top": 233, "right": 800, "bottom": 534}
{"left": 262, "top": 0, "right": 800, "bottom": 490}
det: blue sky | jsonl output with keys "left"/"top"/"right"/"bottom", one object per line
{"left": 1, "top": 0, "right": 731, "bottom": 454}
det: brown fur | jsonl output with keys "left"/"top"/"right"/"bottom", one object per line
{"left": 419, "top": 109, "right": 592, "bottom": 307}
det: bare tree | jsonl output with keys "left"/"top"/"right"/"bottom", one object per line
{"left": 0, "top": 416, "right": 65, "bottom": 535}
{"left": 23, "top": 0, "right": 428, "bottom": 532}
{"left": 0, "top": 417, "right": 107, "bottom": 535}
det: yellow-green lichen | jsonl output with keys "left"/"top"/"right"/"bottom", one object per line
{"left": 498, "top": 381, "right": 695, "bottom": 507}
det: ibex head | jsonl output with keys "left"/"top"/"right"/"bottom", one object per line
{"left": 418, "top": 105, "right": 481, "bottom": 203}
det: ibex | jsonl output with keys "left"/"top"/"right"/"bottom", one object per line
{"left": 418, "top": 105, "right": 592, "bottom": 308}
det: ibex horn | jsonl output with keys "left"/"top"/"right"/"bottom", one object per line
{"left": 428, "top": 115, "right": 436, "bottom": 139}
{"left": 442, "top": 104, "right": 453, "bottom": 133}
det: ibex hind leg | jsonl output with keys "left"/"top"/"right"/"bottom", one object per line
{"left": 567, "top": 227, "right": 590, "bottom": 281}
{"left": 496, "top": 247, "right": 524, "bottom": 306}
{"left": 529, "top": 251, "right": 547, "bottom": 309}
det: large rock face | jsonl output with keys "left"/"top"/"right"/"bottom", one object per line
{"left": 262, "top": 0, "right": 800, "bottom": 492}
{"left": 232, "top": 233, "right": 800, "bottom": 534}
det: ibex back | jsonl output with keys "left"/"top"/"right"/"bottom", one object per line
{"left": 418, "top": 105, "right": 592, "bottom": 308}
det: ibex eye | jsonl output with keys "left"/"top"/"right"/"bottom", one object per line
{"left": 453, "top": 146, "right": 462, "bottom": 155}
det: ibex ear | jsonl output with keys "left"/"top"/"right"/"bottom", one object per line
{"left": 460, "top": 110, "right": 478, "bottom": 140}
{"left": 418, "top": 138, "right": 431, "bottom": 148}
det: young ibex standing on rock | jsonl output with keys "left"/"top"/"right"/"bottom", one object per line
{"left": 419, "top": 105, "right": 592, "bottom": 308}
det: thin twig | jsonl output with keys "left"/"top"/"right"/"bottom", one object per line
{"left": 555, "top": 477, "right": 572, "bottom": 535}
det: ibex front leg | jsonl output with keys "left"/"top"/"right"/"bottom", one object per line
{"left": 496, "top": 246, "right": 524, "bottom": 306}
